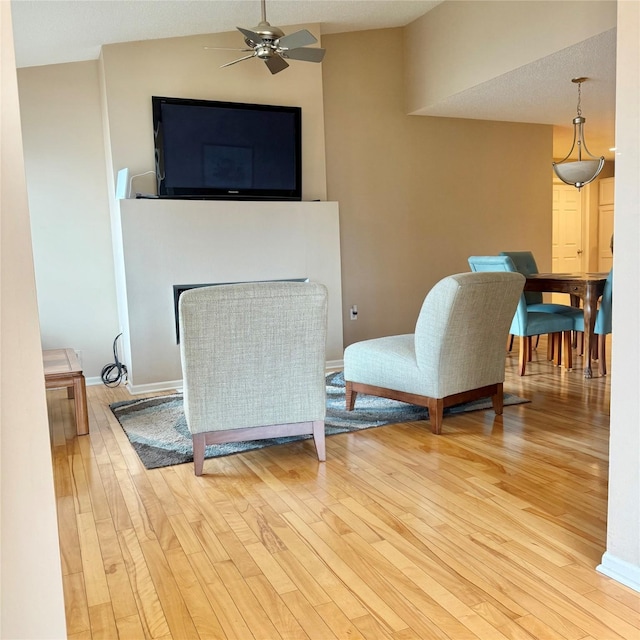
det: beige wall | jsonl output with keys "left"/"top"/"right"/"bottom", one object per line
{"left": 18, "top": 7, "right": 617, "bottom": 379}
{"left": 404, "top": 0, "right": 617, "bottom": 114}
{"left": 18, "top": 61, "right": 119, "bottom": 378}
{"left": 1, "top": 2, "right": 66, "bottom": 636}
{"left": 323, "top": 28, "right": 553, "bottom": 347}
{"left": 99, "top": 28, "right": 327, "bottom": 201}
{"left": 18, "top": 26, "right": 329, "bottom": 379}
{"left": 19, "top": 24, "right": 554, "bottom": 377}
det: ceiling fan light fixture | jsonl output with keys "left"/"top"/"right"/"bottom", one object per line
{"left": 217, "top": 0, "right": 325, "bottom": 74}
{"left": 552, "top": 77, "right": 605, "bottom": 190}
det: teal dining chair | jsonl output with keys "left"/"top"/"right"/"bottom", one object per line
{"left": 499, "top": 250, "right": 581, "bottom": 358}
{"left": 499, "top": 251, "right": 577, "bottom": 314}
{"left": 468, "top": 255, "right": 575, "bottom": 376}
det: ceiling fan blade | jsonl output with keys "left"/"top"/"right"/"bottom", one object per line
{"left": 276, "top": 29, "right": 317, "bottom": 50}
{"left": 265, "top": 54, "right": 289, "bottom": 74}
{"left": 205, "top": 46, "right": 253, "bottom": 52}
{"left": 220, "top": 53, "right": 256, "bottom": 68}
{"left": 281, "top": 47, "right": 326, "bottom": 63}
{"left": 237, "top": 26, "right": 263, "bottom": 45}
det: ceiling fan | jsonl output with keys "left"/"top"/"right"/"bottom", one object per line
{"left": 212, "top": 0, "right": 326, "bottom": 75}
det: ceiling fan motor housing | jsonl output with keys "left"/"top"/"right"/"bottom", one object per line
{"left": 253, "top": 21, "right": 284, "bottom": 40}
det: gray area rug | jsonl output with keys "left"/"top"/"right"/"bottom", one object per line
{"left": 109, "top": 371, "right": 529, "bottom": 469}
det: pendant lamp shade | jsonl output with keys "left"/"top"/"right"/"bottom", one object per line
{"left": 553, "top": 158, "right": 605, "bottom": 189}
{"left": 552, "top": 78, "right": 604, "bottom": 190}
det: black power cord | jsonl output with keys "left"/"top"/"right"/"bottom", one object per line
{"left": 101, "top": 333, "right": 128, "bottom": 387}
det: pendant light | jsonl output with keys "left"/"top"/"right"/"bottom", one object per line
{"left": 552, "top": 77, "right": 604, "bottom": 190}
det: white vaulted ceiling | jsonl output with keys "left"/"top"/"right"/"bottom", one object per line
{"left": 11, "top": 0, "right": 443, "bottom": 68}
{"left": 10, "top": 0, "right": 616, "bottom": 160}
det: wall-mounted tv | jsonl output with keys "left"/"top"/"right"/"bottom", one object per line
{"left": 152, "top": 96, "right": 302, "bottom": 201}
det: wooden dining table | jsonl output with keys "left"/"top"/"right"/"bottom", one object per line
{"left": 524, "top": 272, "right": 608, "bottom": 379}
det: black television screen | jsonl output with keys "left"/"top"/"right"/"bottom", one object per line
{"left": 152, "top": 96, "right": 302, "bottom": 201}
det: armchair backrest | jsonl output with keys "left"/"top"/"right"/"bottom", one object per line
{"left": 414, "top": 272, "right": 524, "bottom": 397}
{"left": 179, "top": 282, "right": 328, "bottom": 434}
{"left": 499, "top": 251, "right": 543, "bottom": 305}
{"left": 468, "top": 255, "right": 528, "bottom": 335}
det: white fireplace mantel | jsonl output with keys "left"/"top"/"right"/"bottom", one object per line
{"left": 113, "top": 199, "right": 344, "bottom": 393}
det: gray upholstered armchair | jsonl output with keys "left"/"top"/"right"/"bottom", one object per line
{"left": 179, "top": 281, "right": 328, "bottom": 475}
{"left": 343, "top": 272, "right": 524, "bottom": 434}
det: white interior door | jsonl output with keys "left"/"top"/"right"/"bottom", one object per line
{"left": 552, "top": 184, "right": 583, "bottom": 273}
{"left": 598, "top": 178, "right": 614, "bottom": 273}
{"left": 598, "top": 205, "right": 614, "bottom": 272}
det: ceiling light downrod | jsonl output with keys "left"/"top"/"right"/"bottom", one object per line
{"left": 552, "top": 77, "right": 604, "bottom": 190}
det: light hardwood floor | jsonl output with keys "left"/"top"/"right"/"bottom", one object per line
{"left": 48, "top": 338, "right": 640, "bottom": 639}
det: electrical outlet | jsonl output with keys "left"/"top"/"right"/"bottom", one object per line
{"left": 350, "top": 305, "right": 358, "bottom": 320}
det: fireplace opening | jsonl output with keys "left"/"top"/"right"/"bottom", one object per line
{"left": 173, "top": 278, "right": 309, "bottom": 344}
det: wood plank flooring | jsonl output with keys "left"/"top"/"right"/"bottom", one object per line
{"left": 47, "top": 338, "right": 640, "bottom": 639}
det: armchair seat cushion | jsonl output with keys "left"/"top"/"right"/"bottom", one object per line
{"left": 344, "top": 335, "right": 426, "bottom": 395}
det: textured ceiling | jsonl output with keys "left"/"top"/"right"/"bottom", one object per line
{"left": 417, "top": 29, "right": 617, "bottom": 161}
{"left": 11, "top": 0, "right": 443, "bottom": 67}
{"left": 10, "top": 0, "right": 616, "bottom": 160}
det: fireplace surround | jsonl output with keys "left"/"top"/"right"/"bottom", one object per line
{"left": 112, "top": 199, "right": 343, "bottom": 393}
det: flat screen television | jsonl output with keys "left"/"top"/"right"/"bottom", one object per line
{"left": 152, "top": 96, "right": 302, "bottom": 201}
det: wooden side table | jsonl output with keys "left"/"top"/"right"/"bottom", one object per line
{"left": 43, "top": 348, "right": 89, "bottom": 435}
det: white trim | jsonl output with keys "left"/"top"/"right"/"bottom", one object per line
{"left": 126, "top": 379, "right": 183, "bottom": 395}
{"left": 122, "top": 361, "right": 345, "bottom": 396}
{"left": 597, "top": 552, "right": 640, "bottom": 593}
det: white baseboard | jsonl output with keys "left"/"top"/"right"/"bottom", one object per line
{"left": 120, "top": 361, "right": 344, "bottom": 396}
{"left": 87, "top": 376, "right": 177, "bottom": 391}
{"left": 597, "top": 551, "right": 640, "bottom": 592}
{"left": 126, "top": 380, "right": 183, "bottom": 395}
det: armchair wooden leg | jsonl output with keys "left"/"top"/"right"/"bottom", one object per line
{"left": 428, "top": 398, "right": 444, "bottom": 434}
{"left": 518, "top": 337, "right": 528, "bottom": 376}
{"left": 345, "top": 381, "right": 357, "bottom": 411}
{"left": 312, "top": 420, "right": 326, "bottom": 461}
{"left": 507, "top": 334, "right": 514, "bottom": 351}
{"left": 491, "top": 383, "right": 504, "bottom": 415}
{"left": 193, "top": 433, "right": 206, "bottom": 476}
